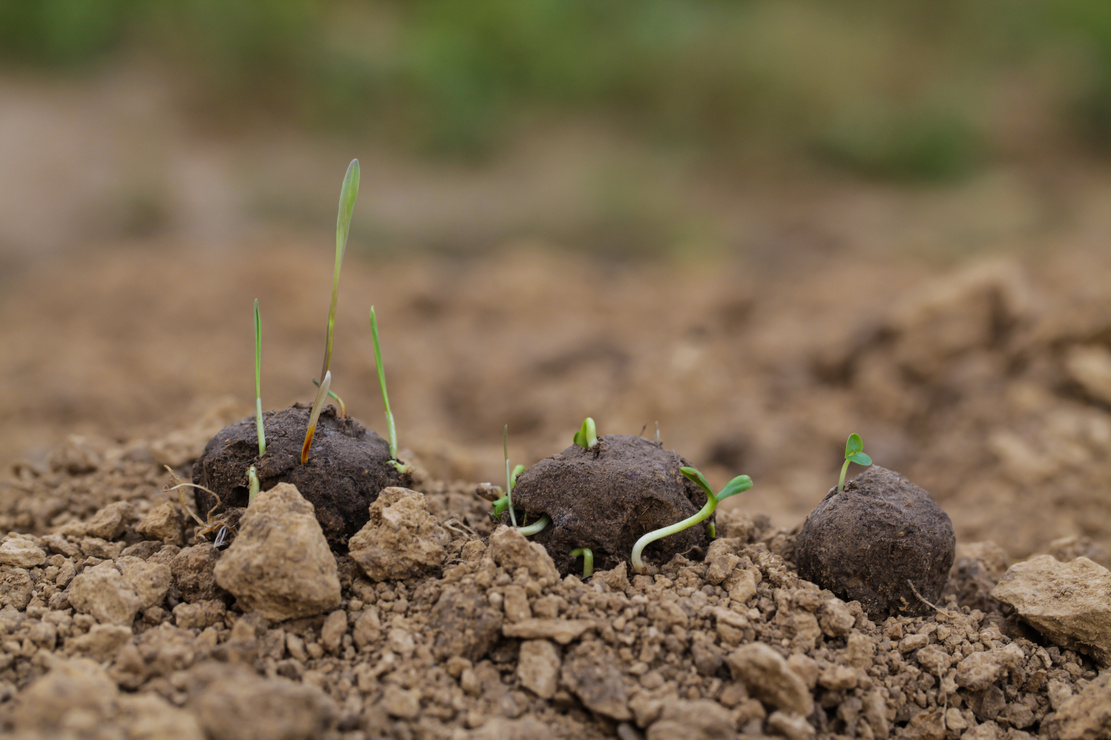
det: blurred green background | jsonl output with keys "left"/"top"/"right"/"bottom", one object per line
{"left": 1, "top": 0, "right": 1110, "bottom": 259}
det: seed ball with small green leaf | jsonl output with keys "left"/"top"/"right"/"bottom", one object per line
{"left": 193, "top": 404, "right": 410, "bottom": 549}
{"left": 507, "top": 434, "right": 711, "bottom": 576}
{"left": 793, "top": 465, "right": 955, "bottom": 620}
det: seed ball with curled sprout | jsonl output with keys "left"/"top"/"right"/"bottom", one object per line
{"left": 193, "top": 403, "right": 411, "bottom": 550}
{"left": 793, "top": 465, "right": 955, "bottom": 620}
{"left": 506, "top": 434, "right": 712, "bottom": 576}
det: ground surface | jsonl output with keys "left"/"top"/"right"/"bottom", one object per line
{"left": 3, "top": 231, "right": 1111, "bottom": 737}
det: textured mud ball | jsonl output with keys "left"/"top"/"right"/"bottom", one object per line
{"left": 508, "top": 434, "right": 711, "bottom": 576}
{"left": 193, "top": 404, "right": 410, "bottom": 549}
{"left": 793, "top": 465, "right": 955, "bottom": 620}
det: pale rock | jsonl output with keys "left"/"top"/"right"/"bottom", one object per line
{"left": 9, "top": 658, "right": 119, "bottom": 735}
{"left": 189, "top": 663, "right": 337, "bottom": 740}
{"left": 517, "top": 640, "right": 560, "bottom": 699}
{"left": 214, "top": 483, "right": 340, "bottom": 621}
{"left": 726, "top": 643, "right": 814, "bottom": 716}
{"left": 1064, "top": 344, "right": 1111, "bottom": 406}
{"left": 348, "top": 488, "right": 449, "bottom": 581}
{"left": 648, "top": 699, "right": 737, "bottom": 740}
{"left": 488, "top": 525, "right": 560, "bottom": 584}
{"left": 724, "top": 566, "right": 760, "bottom": 604}
{"left": 84, "top": 501, "right": 134, "bottom": 540}
{"left": 118, "top": 693, "right": 205, "bottom": 740}
{"left": 0, "top": 535, "right": 46, "bottom": 567}
{"left": 767, "top": 710, "right": 816, "bottom": 740}
{"left": 171, "top": 543, "right": 222, "bottom": 602}
{"left": 117, "top": 556, "right": 172, "bottom": 609}
{"left": 65, "top": 623, "right": 133, "bottom": 661}
{"left": 321, "top": 610, "right": 348, "bottom": 654}
{"left": 136, "top": 500, "right": 185, "bottom": 545}
{"left": 561, "top": 641, "right": 634, "bottom": 721}
{"left": 69, "top": 561, "right": 143, "bottom": 625}
{"left": 502, "top": 618, "right": 593, "bottom": 644}
{"left": 380, "top": 685, "right": 421, "bottom": 719}
{"left": 1044, "top": 671, "right": 1111, "bottom": 740}
{"left": 955, "top": 643, "right": 1025, "bottom": 690}
{"left": 992, "top": 555, "right": 1111, "bottom": 666}
{"left": 818, "top": 599, "right": 855, "bottom": 638}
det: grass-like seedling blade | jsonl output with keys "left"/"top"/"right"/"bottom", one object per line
{"left": 573, "top": 417, "right": 598, "bottom": 449}
{"left": 570, "top": 547, "right": 594, "bottom": 579}
{"left": 838, "top": 432, "right": 873, "bottom": 493}
{"left": 370, "top": 307, "right": 399, "bottom": 461}
{"left": 504, "top": 425, "right": 518, "bottom": 527}
{"left": 631, "top": 465, "right": 752, "bottom": 573}
{"left": 317, "top": 159, "right": 360, "bottom": 410}
{"left": 254, "top": 299, "right": 266, "bottom": 457}
{"left": 301, "top": 370, "right": 331, "bottom": 464}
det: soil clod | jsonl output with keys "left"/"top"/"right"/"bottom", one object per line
{"left": 794, "top": 465, "right": 955, "bottom": 620}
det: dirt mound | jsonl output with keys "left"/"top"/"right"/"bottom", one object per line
{"left": 1, "top": 425, "right": 1108, "bottom": 739}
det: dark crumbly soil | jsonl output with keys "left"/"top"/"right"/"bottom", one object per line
{"left": 193, "top": 404, "right": 410, "bottom": 549}
{"left": 794, "top": 465, "right": 956, "bottom": 620}
{"left": 508, "top": 435, "right": 711, "bottom": 575}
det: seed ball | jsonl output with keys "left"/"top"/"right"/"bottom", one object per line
{"left": 794, "top": 465, "right": 955, "bottom": 620}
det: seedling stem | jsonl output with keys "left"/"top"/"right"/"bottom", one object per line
{"left": 570, "top": 547, "right": 594, "bottom": 578}
{"left": 838, "top": 433, "right": 873, "bottom": 493}
{"left": 504, "top": 425, "right": 518, "bottom": 527}
{"left": 631, "top": 466, "right": 752, "bottom": 573}
{"left": 253, "top": 299, "right": 266, "bottom": 457}
{"left": 518, "top": 515, "right": 550, "bottom": 536}
{"left": 248, "top": 465, "right": 260, "bottom": 506}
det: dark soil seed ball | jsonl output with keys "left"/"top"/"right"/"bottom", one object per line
{"left": 794, "top": 465, "right": 955, "bottom": 620}
{"left": 508, "top": 434, "right": 711, "bottom": 576}
{"left": 193, "top": 404, "right": 410, "bottom": 550}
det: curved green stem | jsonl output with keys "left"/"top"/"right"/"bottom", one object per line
{"left": 571, "top": 547, "right": 594, "bottom": 578}
{"left": 631, "top": 467, "right": 751, "bottom": 573}
{"left": 518, "top": 515, "right": 550, "bottom": 536}
{"left": 837, "top": 458, "right": 851, "bottom": 493}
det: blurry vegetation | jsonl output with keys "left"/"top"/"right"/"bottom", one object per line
{"left": 2, "top": 0, "right": 1111, "bottom": 179}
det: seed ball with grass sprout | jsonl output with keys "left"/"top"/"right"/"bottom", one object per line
{"left": 793, "top": 465, "right": 955, "bottom": 619}
{"left": 193, "top": 404, "right": 410, "bottom": 550}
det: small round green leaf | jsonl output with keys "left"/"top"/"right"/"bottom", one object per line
{"left": 716, "top": 474, "right": 753, "bottom": 501}
{"left": 847, "top": 452, "right": 872, "bottom": 466}
{"left": 680, "top": 466, "right": 715, "bottom": 498}
{"left": 845, "top": 433, "right": 864, "bottom": 457}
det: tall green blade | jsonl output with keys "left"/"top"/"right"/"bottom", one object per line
{"left": 320, "top": 158, "right": 360, "bottom": 382}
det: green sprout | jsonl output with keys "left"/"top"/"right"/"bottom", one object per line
{"left": 303, "top": 159, "right": 360, "bottom": 463}
{"left": 370, "top": 307, "right": 410, "bottom": 473}
{"left": 571, "top": 547, "right": 594, "bottom": 579}
{"left": 247, "top": 465, "right": 261, "bottom": 506}
{"left": 838, "top": 433, "right": 872, "bottom": 493}
{"left": 491, "top": 464, "right": 524, "bottom": 518}
{"left": 503, "top": 425, "right": 518, "bottom": 527}
{"left": 517, "top": 515, "right": 550, "bottom": 536}
{"left": 310, "top": 378, "right": 346, "bottom": 418}
{"left": 631, "top": 466, "right": 752, "bottom": 573}
{"left": 573, "top": 417, "right": 598, "bottom": 449}
{"left": 253, "top": 299, "right": 266, "bottom": 458}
